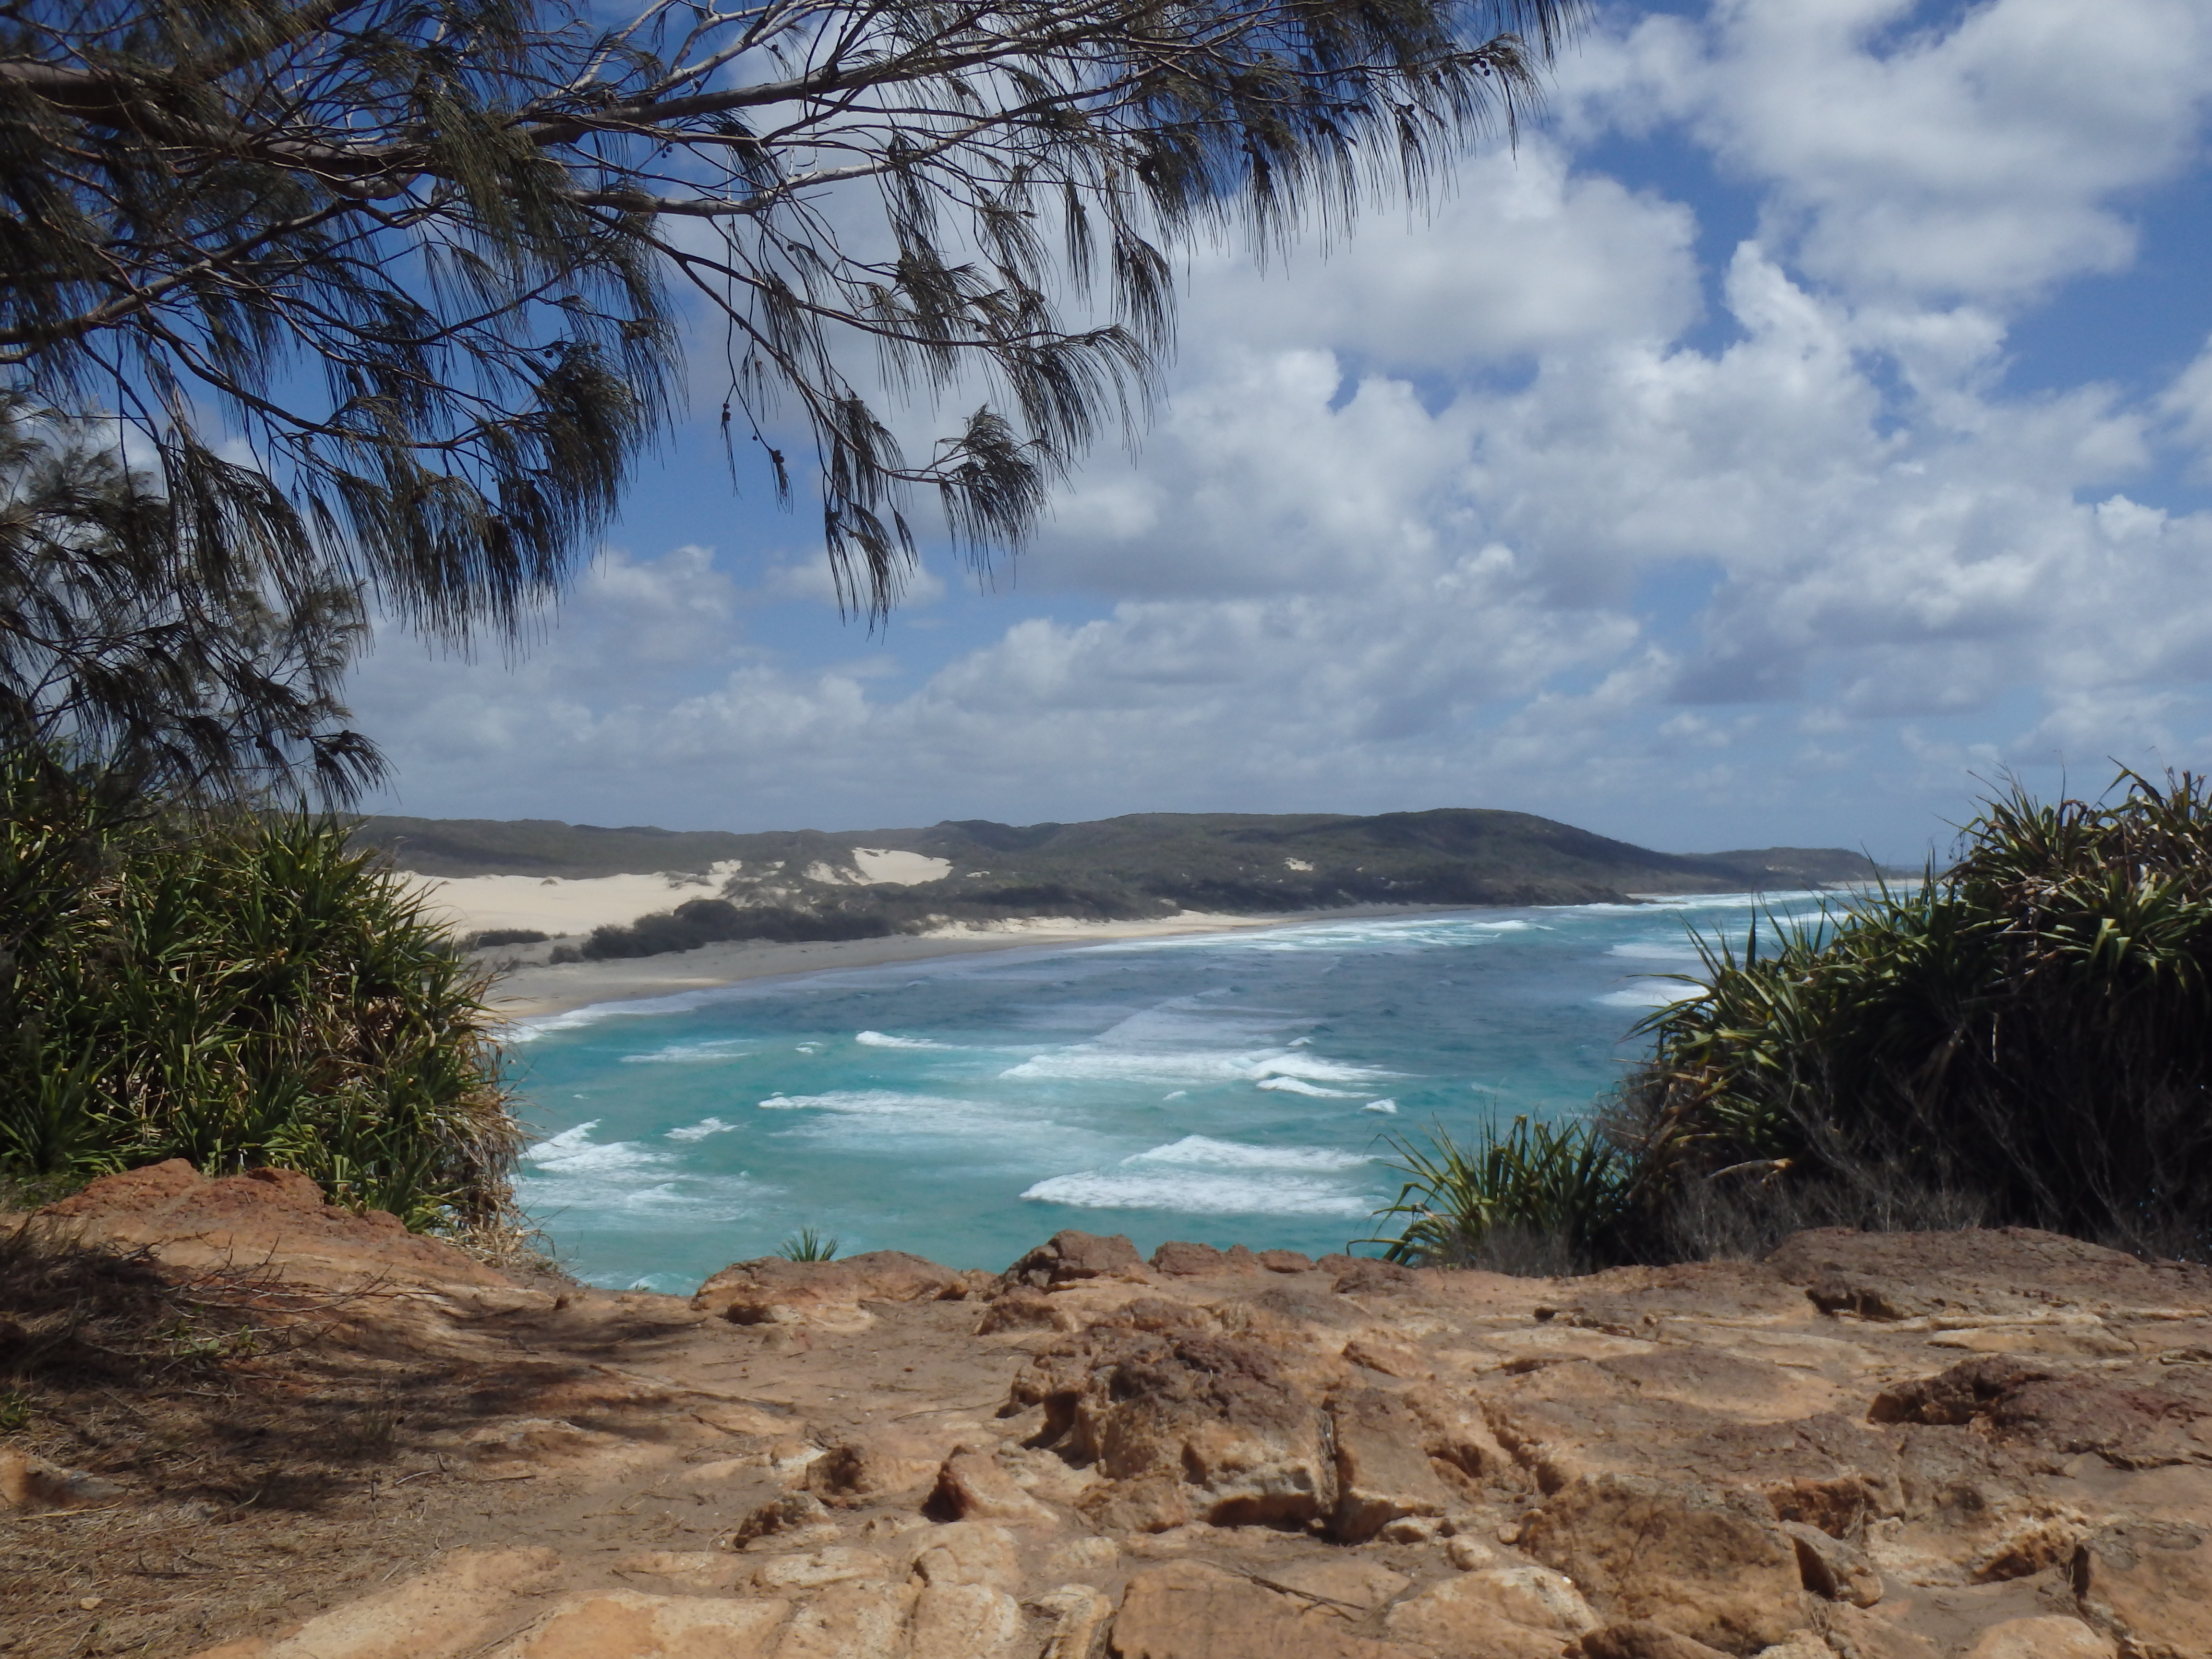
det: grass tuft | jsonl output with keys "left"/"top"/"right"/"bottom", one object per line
{"left": 777, "top": 1226, "right": 840, "bottom": 1262}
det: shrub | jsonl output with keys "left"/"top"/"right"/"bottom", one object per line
{"left": 0, "top": 756, "right": 519, "bottom": 1229}
{"left": 469, "top": 928, "right": 548, "bottom": 949}
{"left": 579, "top": 899, "right": 901, "bottom": 959}
{"left": 1622, "top": 770, "right": 2212, "bottom": 1259}
{"left": 1370, "top": 772, "right": 2212, "bottom": 1270}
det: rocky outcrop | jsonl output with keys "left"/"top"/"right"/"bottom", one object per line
{"left": 15, "top": 1190, "right": 2212, "bottom": 1659}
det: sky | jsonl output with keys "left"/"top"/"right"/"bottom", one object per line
{"left": 349, "top": 0, "right": 2212, "bottom": 864}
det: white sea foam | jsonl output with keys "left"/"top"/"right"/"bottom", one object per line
{"left": 1596, "top": 978, "right": 1701, "bottom": 1008}
{"left": 1130, "top": 1135, "right": 1369, "bottom": 1172}
{"left": 1255, "top": 1077, "right": 1360, "bottom": 1097}
{"left": 1021, "top": 1169, "right": 1375, "bottom": 1216}
{"left": 1364, "top": 1099, "right": 1399, "bottom": 1113}
{"left": 1000, "top": 1043, "right": 1395, "bottom": 1088}
{"left": 855, "top": 1030, "right": 955, "bottom": 1049}
{"left": 666, "top": 1116, "right": 740, "bottom": 1142}
{"left": 524, "top": 1120, "right": 661, "bottom": 1174}
{"left": 623, "top": 1038, "right": 755, "bottom": 1064}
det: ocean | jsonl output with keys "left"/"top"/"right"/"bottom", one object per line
{"left": 507, "top": 893, "right": 1811, "bottom": 1291}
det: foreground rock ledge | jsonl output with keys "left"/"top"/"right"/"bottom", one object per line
{"left": 11, "top": 1176, "right": 2212, "bottom": 1659}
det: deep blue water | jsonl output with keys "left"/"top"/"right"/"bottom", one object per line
{"left": 507, "top": 895, "right": 1805, "bottom": 1291}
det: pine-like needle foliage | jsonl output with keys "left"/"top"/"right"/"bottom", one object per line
{"left": 0, "top": 754, "right": 518, "bottom": 1228}
{"left": 0, "top": 397, "right": 376, "bottom": 801}
{"left": 0, "top": 0, "right": 1580, "bottom": 634}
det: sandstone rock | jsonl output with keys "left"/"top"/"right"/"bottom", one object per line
{"left": 485, "top": 1591, "right": 789, "bottom": 1659}
{"left": 1815, "top": 1603, "right": 1942, "bottom": 1659}
{"left": 1076, "top": 1472, "right": 1192, "bottom": 1533}
{"left": 38, "top": 1159, "right": 509, "bottom": 1291}
{"left": 696, "top": 1250, "right": 964, "bottom": 1327}
{"left": 1962, "top": 1618, "right": 2116, "bottom": 1659}
{"left": 1519, "top": 1473, "right": 1810, "bottom": 1655}
{"left": 1764, "top": 1228, "right": 2212, "bottom": 1326}
{"left": 1035, "top": 1585, "right": 1113, "bottom": 1659}
{"left": 1046, "top": 1535, "right": 1122, "bottom": 1577}
{"left": 908, "top": 1581, "right": 1024, "bottom": 1659}
{"left": 184, "top": 1547, "right": 564, "bottom": 1659}
{"left": 0, "top": 1446, "right": 124, "bottom": 1511}
{"left": 1780, "top": 1521, "right": 1882, "bottom": 1607}
{"left": 1267, "top": 1559, "right": 1412, "bottom": 1611}
{"left": 1342, "top": 1337, "right": 1431, "bottom": 1380}
{"left": 1328, "top": 1387, "right": 1453, "bottom": 1541}
{"left": 1400, "top": 1381, "right": 1529, "bottom": 1493}
{"left": 1005, "top": 1230, "right": 1149, "bottom": 1289}
{"left": 1151, "top": 1241, "right": 1261, "bottom": 1277}
{"left": 931, "top": 1445, "right": 1060, "bottom": 1526}
{"left": 1384, "top": 1565, "right": 1599, "bottom": 1659}
{"left": 461, "top": 1416, "right": 627, "bottom": 1468}
{"left": 1325, "top": 1257, "right": 1422, "bottom": 1296}
{"left": 1576, "top": 1622, "right": 1737, "bottom": 1659}
{"left": 977, "top": 1286, "right": 1079, "bottom": 1334}
{"left": 771, "top": 1580, "right": 914, "bottom": 1659}
{"left": 1085, "top": 1331, "right": 1336, "bottom": 1526}
{"left": 1109, "top": 1562, "right": 1412, "bottom": 1659}
{"left": 1257, "top": 1249, "right": 1314, "bottom": 1274}
{"left": 807, "top": 1432, "right": 947, "bottom": 1503}
{"left": 614, "top": 1551, "right": 753, "bottom": 1592}
{"left": 2070, "top": 1520, "right": 2212, "bottom": 1659}
{"left": 729, "top": 1491, "right": 842, "bottom": 1550}
{"left": 747, "top": 1547, "right": 889, "bottom": 1592}
{"left": 1447, "top": 1536, "right": 1500, "bottom": 1571}
{"left": 905, "top": 1519, "right": 1024, "bottom": 1592}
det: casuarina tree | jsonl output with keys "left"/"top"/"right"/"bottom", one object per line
{"left": 1, "top": 0, "right": 1578, "bottom": 795}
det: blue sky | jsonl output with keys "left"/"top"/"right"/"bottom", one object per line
{"left": 350, "top": 0, "right": 2212, "bottom": 864}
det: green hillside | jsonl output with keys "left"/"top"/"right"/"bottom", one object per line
{"left": 351, "top": 809, "right": 1883, "bottom": 958}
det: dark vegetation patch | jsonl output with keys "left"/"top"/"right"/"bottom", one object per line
{"left": 0, "top": 758, "right": 517, "bottom": 1229}
{"left": 1372, "top": 773, "right": 2212, "bottom": 1272}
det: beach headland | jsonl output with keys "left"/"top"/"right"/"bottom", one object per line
{"left": 478, "top": 904, "right": 1455, "bottom": 1020}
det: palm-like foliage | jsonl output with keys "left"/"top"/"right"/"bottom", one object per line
{"left": 1, "top": 0, "right": 1578, "bottom": 634}
{"left": 1365, "top": 1114, "right": 1638, "bottom": 1270}
{"left": 1624, "top": 772, "right": 2212, "bottom": 1251}
{"left": 0, "top": 754, "right": 517, "bottom": 1228}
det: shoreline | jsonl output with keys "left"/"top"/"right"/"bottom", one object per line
{"left": 482, "top": 904, "right": 1465, "bottom": 1021}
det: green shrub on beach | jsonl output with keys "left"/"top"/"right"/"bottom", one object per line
{"left": 0, "top": 756, "right": 519, "bottom": 1229}
{"left": 1376, "top": 771, "right": 2212, "bottom": 1269}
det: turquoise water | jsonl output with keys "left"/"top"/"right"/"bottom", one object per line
{"left": 509, "top": 895, "right": 1804, "bottom": 1290}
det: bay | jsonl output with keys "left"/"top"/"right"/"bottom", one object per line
{"left": 507, "top": 892, "right": 1810, "bottom": 1290}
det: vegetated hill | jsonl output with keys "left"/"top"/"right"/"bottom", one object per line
{"left": 351, "top": 809, "right": 1885, "bottom": 956}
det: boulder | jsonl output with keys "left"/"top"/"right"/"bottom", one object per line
{"left": 1575, "top": 1622, "right": 1737, "bottom": 1659}
{"left": 1780, "top": 1521, "right": 1881, "bottom": 1607}
{"left": 903, "top": 1520, "right": 1025, "bottom": 1592}
{"left": 976, "top": 1287, "right": 1079, "bottom": 1334}
{"left": 769, "top": 1580, "right": 914, "bottom": 1659}
{"left": 1256, "top": 1249, "right": 1314, "bottom": 1274}
{"left": 1004, "top": 1230, "right": 1150, "bottom": 1289}
{"left": 1036, "top": 1586, "right": 1114, "bottom": 1659}
{"left": 1108, "top": 1562, "right": 1413, "bottom": 1659}
{"left": 907, "top": 1582, "right": 1024, "bottom": 1659}
{"left": 1151, "top": 1241, "right": 1258, "bottom": 1277}
{"left": 1962, "top": 1619, "right": 2116, "bottom": 1659}
{"left": 1083, "top": 1332, "right": 1336, "bottom": 1527}
{"left": 1322, "top": 1257, "right": 1423, "bottom": 1296}
{"left": 807, "top": 1432, "right": 950, "bottom": 1503}
{"left": 1518, "top": 1473, "right": 1810, "bottom": 1655}
{"left": 1326, "top": 1388, "right": 1452, "bottom": 1541}
{"left": 696, "top": 1251, "right": 966, "bottom": 1327}
{"left": 2070, "top": 1521, "right": 2212, "bottom": 1659}
{"left": 727, "top": 1492, "right": 842, "bottom": 1551}
{"left": 484, "top": 1591, "right": 789, "bottom": 1659}
{"left": 184, "top": 1548, "right": 565, "bottom": 1659}
{"left": 930, "top": 1446, "right": 1060, "bottom": 1526}
{"left": 1383, "top": 1565, "right": 1599, "bottom": 1659}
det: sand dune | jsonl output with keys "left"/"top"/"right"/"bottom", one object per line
{"left": 403, "top": 862, "right": 743, "bottom": 938}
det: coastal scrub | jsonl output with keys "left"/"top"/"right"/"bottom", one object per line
{"left": 0, "top": 757, "right": 518, "bottom": 1228}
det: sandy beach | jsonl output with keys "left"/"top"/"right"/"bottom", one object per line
{"left": 478, "top": 908, "right": 1440, "bottom": 1020}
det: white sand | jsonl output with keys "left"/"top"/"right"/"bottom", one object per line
{"left": 404, "top": 862, "right": 744, "bottom": 938}
{"left": 483, "top": 908, "right": 1441, "bottom": 1021}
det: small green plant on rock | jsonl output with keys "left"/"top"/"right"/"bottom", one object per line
{"left": 777, "top": 1227, "right": 840, "bottom": 1263}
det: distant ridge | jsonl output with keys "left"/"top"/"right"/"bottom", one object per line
{"left": 353, "top": 810, "right": 1883, "bottom": 955}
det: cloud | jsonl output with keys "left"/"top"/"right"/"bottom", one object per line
{"left": 351, "top": 0, "right": 2212, "bottom": 856}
